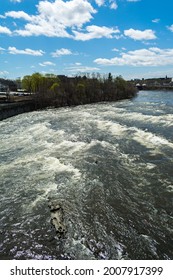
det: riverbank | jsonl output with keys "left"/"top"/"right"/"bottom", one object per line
{"left": 0, "top": 75, "right": 138, "bottom": 121}
{"left": 137, "top": 85, "right": 173, "bottom": 91}
{"left": 0, "top": 90, "right": 137, "bottom": 121}
{"left": 0, "top": 100, "right": 36, "bottom": 121}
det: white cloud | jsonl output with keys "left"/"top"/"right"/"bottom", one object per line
{"left": 8, "top": 0, "right": 97, "bottom": 37}
{"left": 94, "top": 47, "right": 173, "bottom": 66}
{"left": 4, "top": 0, "right": 120, "bottom": 40}
{"left": 167, "top": 24, "right": 173, "bottom": 32}
{"left": 8, "top": 47, "right": 45, "bottom": 56}
{"left": 66, "top": 65, "right": 100, "bottom": 73}
{"left": 0, "top": 26, "right": 12, "bottom": 35}
{"left": 5, "top": 11, "right": 32, "bottom": 21}
{"left": 152, "top": 18, "right": 160, "bottom": 23}
{"left": 36, "top": 0, "right": 96, "bottom": 27}
{"left": 73, "top": 25, "right": 120, "bottom": 40}
{"left": 51, "top": 48, "right": 72, "bottom": 57}
{"left": 39, "top": 61, "right": 56, "bottom": 67}
{"left": 124, "top": 28, "right": 156, "bottom": 40}
{"left": 109, "top": 0, "right": 118, "bottom": 10}
{"left": 95, "top": 0, "right": 105, "bottom": 6}
{"left": 126, "top": 0, "right": 141, "bottom": 2}
{"left": 10, "top": 0, "right": 23, "bottom": 3}
{"left": 112, "top": 48, "right": 119, "bottom": 52}
{"left": 95, "top": 0, "right": 118, "bottom": 9}
{"left": 110, "top": 3, "right": 118, "bottom": 10}
{"left": 16, "top": 23, "right": 71, "bottom": 37}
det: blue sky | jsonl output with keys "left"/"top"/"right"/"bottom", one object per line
{"left": 1, "top": 0, "right": 173, "bottom": 80}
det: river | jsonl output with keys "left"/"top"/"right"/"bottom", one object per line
{"left": 0, "top": 90, "right": 172, "bottom": 260}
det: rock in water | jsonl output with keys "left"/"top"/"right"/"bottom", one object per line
{"left": 48, "top": 201, "right": 67, "bottom": 237}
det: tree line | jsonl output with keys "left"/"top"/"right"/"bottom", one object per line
{"left": 21, "top": 72, "right": 137, "bottom": 108}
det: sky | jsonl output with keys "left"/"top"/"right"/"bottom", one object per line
{"left": 1, "top": 0, "right": 173, "bottom": 80}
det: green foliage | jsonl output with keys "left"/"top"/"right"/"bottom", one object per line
{"left": 22, "top": 75, "right": 32, "bottom": 92}
{"left": 76, "top": 82, "right": 85, "bottom": 90}
{"left": 31, "top": 72, "right": 42, "bottom": 93}
{"left": 50, "top": 82, "right": 60, "bottom": 93}
{"left": 22, "top": 73, "right": 60, "bottom": 94}
{"left": 21, "top": 72, "right": 137, "bottom": 108}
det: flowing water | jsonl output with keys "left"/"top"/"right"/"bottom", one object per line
{"left": 0, "top": 90, "right": 172, "bottom": 260}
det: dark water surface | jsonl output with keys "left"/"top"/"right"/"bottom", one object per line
{"left": 0, "top": 90, "right": 172, "bottom": 260}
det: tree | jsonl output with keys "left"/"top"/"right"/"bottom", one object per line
{"left": 22, "top": 75, "right": 32, "bottom": 92}
{"left": 108, "top": 72, "right": 113, "bottom": 82}
{"left": 31, "top": 72, "right": 42, "bottom": 93}
{"left": 21, "top": 72, "right": 137, "bottom": 109}
{"left": 74, "top": 82, "right": 86, "bottom": 104}
{"left": 15, "top": 77, "right": 22, "bottom": 89}
{"left": 50, "top": 82, "right": 60, "bottom": 93}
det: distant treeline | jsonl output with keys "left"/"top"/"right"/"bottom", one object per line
{"left": 21, "top": 73, "right": 137, "bottom": 108}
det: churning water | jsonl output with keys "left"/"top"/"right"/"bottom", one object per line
{"left": 0, "top": 90, "right": 172, "bottom": 260}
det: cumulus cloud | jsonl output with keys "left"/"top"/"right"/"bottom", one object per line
{"left": 124, "top": 28, "right": 156, "bottom": 40}
{"left": 0, "top": 26, "right": 12, "bottom": 35}
{"left": 8, "top": 47, "right": 45, "bottom": 56}
{"left": 94, "top": 47, "right": 173, "bottom": 66}
{"left": 73, "top": 25, "right": 120, "bottom": 40}
{"left": 3, "top": 0, "right": 121, "bottom": 40}
{"left": 51, "top": 48, "right": 73, "bottom": 57}
{"left": 7, "top": 0, "right": 97, "bottom": 37}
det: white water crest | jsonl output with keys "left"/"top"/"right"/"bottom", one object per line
{"left": 0, "top": 90, "right": 173, "bottom": 260}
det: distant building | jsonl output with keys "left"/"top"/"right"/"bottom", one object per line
{"left": 0, "top": 78, "right": 17, "bottom": 91}
{"left": 0, "top": 82, "right": 8, "bottom": 92}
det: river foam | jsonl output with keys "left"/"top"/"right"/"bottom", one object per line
{"left": 0, "top": 90, "right": 173, "bottom": 260}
